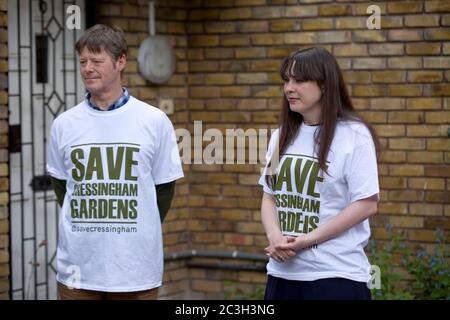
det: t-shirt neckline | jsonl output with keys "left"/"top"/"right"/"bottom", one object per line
{"left": 83, "top": 96, "right": 134, "bottom": 117}
{"left": 301, "top": 122, "right": 320, "bottom": 133}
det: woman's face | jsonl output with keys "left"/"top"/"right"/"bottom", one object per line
{"left": 283, "top": 76, "right": 323, "bottom": 118}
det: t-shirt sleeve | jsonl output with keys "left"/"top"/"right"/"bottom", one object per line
{"left": 151, "top": 114, "right": 184, "bottom": 185}
{"left": 344, "top": 135, "right": 380, "bottom": 203}
{"left": 46, "top": 121, "right": 67, "bottom": 180}
{"left": 258, "top": 129, "right": 279, "bottom": 195}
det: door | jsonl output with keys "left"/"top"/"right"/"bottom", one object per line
{"left": 8, "top": 0, "right": 85, "bottom": 299}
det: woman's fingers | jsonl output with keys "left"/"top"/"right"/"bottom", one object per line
{"left": 273, "top": 250, "right": 294, "bottom": 262}
{"left": 265, "top": 242, "right": 297, "bottom": 262}
{"left": 275, "top": 242, "right": 292, "bottom": 250}
{"left": 286, "top": 249, "right": 296, "bottom": 257}
{"left": 269, "top": 253, "right": 279, "bottom": 262}
{"left": 286, "top": 236, "right": 296, "bottom": 243}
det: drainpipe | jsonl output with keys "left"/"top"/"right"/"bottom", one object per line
{"left": 164, "top": 250, "right": 269, "bottom": 272}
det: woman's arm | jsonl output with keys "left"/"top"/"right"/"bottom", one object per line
{"left": 276, "top": 195, "right": 378, "bottom": 252}
{"left": 261, "top": 192, "right": 296, "bottom": 262}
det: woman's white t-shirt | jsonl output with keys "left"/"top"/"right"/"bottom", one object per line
{"left": 259, "top": 121, "right": 379, "bottom": 283}
{"left": 47, "top": 97, "right": 184, "bottom": 292}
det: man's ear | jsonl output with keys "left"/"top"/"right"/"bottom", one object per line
{"left": 117, "top": 54, "right": 127, "bottom": 71}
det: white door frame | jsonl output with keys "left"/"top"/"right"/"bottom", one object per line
{"left": 8, "top": 0, "right": 85, "bottom": 300}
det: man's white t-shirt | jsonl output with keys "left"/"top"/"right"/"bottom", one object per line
{"left": 47, "top": 96, "right": 184, "bottom": 292}
{"left": 259, "top": 121, "right": 379, "bottom": 283}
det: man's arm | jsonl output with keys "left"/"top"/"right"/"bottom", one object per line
{"left": 156, "top": 181, "right": 176, "bottom": 222}
{"left": 50, "top": 176, "right": 66, "bottom": 208}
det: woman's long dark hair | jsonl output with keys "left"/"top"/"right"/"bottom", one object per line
{"left": 266, "top": 47, "right": 380, "bottom": 187}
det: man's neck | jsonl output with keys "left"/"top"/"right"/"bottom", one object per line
{"left": 90, "top": 87, "right": 123, "bottom": 110}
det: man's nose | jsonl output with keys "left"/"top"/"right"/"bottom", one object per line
{"left": 82, "top": 61, "right": 94, "bottom": 72}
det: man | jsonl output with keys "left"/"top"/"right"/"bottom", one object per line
{"left": 47, "top": 24, "right": 184, "bottom": 300}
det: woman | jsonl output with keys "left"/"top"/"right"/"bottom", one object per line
{"left": 259, "top": 47, "right": 380, "bottom": 300}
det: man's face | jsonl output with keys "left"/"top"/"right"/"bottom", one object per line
{"left": 79, "top": 47, "right": 126, "bottom": 96}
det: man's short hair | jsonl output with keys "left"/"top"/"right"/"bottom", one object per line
{"left": 75, "top": 24, "right": 127, "bottom": 62}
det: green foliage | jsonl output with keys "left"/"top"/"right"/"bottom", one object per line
{"left": 368, "top": 225, "right": 449, "bottom": 300}
{"left": 368, "top": 225, "right": 415, "bottom": 300}
{"left": 223, "top": 226, "right": 448, "bottom": 300}
{"left": 223, "top": 280, "right": 265, "bottom": 300}
{"left": 401, "top": 229, "right": 449, "bottom": 300}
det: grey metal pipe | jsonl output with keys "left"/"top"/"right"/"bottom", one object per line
{"left": 187, "top": 262, "right": 266, "bottom": 272}
{"left": 164, "top": 249, "right": 269, "bottom": 262}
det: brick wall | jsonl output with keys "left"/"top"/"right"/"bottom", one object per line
{"left": 92, "top": 0, "right": 450, "bottom": 299}
{"left": 185, "top": 1, "right": 276, "bottom": 299}
{"left": 0, "top": 0, "right": 8, "bottom": 300}
{"left": 2, "top": 0, "right": 449, "bottom": 300}
{"left": 96, "top": 0, "right": 192, "bottom": 299}
{"left": 187, "top": 0, "right": 450, "bottom": 298}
